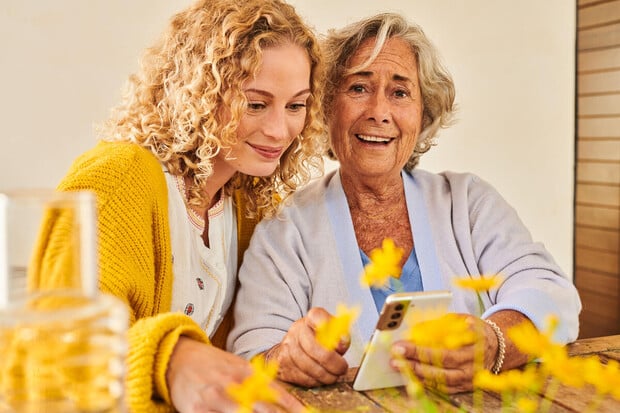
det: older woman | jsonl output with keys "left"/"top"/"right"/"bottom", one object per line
{"left": 229, "top": 13, "right": 581, "bottom": 393}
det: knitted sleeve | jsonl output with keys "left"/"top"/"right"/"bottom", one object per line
{"left": 128, "top": 312, "right": 209, "bottom": 412}
{"left": 57, "top": 141, "right": 201, "bottom": 411}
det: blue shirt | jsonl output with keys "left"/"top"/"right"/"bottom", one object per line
{"left": 360, "top": 248, "right": 423, "bottom": 312}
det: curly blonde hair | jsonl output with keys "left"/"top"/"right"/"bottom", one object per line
{"left": 321, "top": 13, "right": 455, "bottom": 170}
{"left": 100, "top": 0, "right": 326, "bottom": 218}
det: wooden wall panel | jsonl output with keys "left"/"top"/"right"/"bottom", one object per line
{"left": 575, "top": 226, "right": 619, "bottom": 252}
{"left": 578, "top": 95, "right": 620, "bottom": 115}
{"left": 578, "top": 70, "right": 620, "bottom": 94}
{"left": 575, "top": 205, "right": 620, "bottom": 228}
{"left": 579, "top": 22, "right": 620, "bottom": 50}
{"left": 578, "top": 48, "right": 620, "bottom": 72}
{"left": 578, "top": 119, "right": 620, "bottom": 137}
{"left": 576, "top": 0, "right": 620, "bottom": 338}
{"left": 576, "top": 247, "right": 619, "bottom": 274}
{"left": 575, "top": 268, "right": 620, "bottom": 296}
{"left": 576, "top": 161, "right": 620, "bottom": 183}
{"left": 576, "top": 140, "right": 620, "bottom": 160}
{"left": 579, "top": 2, "right": 620, "bottom": 27}
{"left": 575, "top": 183, "right": 620, "bottom": 207}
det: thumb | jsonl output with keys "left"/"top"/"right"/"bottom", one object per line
{"left": 335, "top": 334, "right": 351, "bottom": 355}
{"left": 305, "top": 307, "right": 332, "bottom": 331}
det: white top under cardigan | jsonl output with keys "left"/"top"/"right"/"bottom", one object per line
{"left": 164, "top": 170, "right": 237, "bottom": 337}
{"left": 228, "top": 169, "right": 582, "bottom": 365}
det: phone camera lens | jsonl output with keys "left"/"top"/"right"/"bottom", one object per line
{"left": 387, "top": 321, "right": 398, "bottom": 328}
{"left": 394, "top": 303, "right": 404, "bottom": 311}
{"left": 390, "top": 312, "right": 401, "bottom": 320}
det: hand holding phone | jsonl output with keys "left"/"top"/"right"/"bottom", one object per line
{"left": 352, "top": 290, "right": 452, "bottom": 391}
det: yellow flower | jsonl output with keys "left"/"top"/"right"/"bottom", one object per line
{"left": 584, "top": 357, "right": 620, "bottom": 399}
{"left": 515, "top": 397, "right": 539, "bottom": 413}
{"left": 360, "top": 238, "right": 404, "bottom": 288}
{"left": 474, "top": 365, "right": 542, "bottom": 394}
{"left": 453, "top": 274, "right": 503, "bottom": 292}
{"left": 315, "top": 304, "right": 360, "bottom": 351}
{"left": 226, "top": 354, "right": 279, "bottom": 413}
{"left": 539, "top": 345, "right": 589, "bottom": 388}
{"left": 405, "top": 313, "right": 476, "bottom": 350}
{"left": 506, "top": 319, "right": 555, "bottom": 359}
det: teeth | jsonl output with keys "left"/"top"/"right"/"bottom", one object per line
{"left": 357, "top": 134, "right": 391, "bottom": 143}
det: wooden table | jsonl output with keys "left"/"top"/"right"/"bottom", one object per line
{"left": 286, "top": 335, "right": 620, "bottom": 412}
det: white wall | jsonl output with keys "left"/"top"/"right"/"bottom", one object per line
{"left": 0, "top": 1, "right": 575, "bottom": 277}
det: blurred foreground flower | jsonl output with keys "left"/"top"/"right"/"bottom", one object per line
{"left": 226, "top": 354, "right": 279, "bottom": 413}
{"left": 405, "top": 313, "right": 476, "bottom": 350}
{"left": 583, "top": 358, "right": 620, "bottom": 400}
{"left": 474, "top": 365, "right": 543, "bottom": 394}
{"left": 453, "top": 274, "right": 503, "bottom": 292}
{"left": 507, "top": 315, "right": 558, "bottom": 359}
{"left": 360, "top": 238, "right": 404, "bottom": 288}
{"left": 315, "top": 304, "right": 360, "bottom": 351}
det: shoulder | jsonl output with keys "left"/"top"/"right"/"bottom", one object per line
{"left": 292, "top": 171, "right": 333, "bottom": 203}
{"left": 66, "top": 141, "right": 162, "bottom": 179}
{"left": 410, "top": 169, "right": 499, "bottom": 200}
{"left": 255, "top": 171, "right": 333, "bottom": 232}
{"left": 280, "top": 170, "right": 334, "bottom": 218}
{"left": 58, "top": 141, "right": 167, "bottom": 208}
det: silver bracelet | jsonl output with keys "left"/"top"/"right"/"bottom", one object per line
{"left": 484, "top": 319, "right": 506, "bottom": 374}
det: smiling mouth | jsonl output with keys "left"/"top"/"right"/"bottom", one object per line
{"left": 248, "top": 143, "right": 283, "bottom": 159}
{"left": 356, "top": 134, "right": 394, "bottom": 144}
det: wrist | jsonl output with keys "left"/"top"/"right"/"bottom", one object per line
{"left": 484, "top": 319, "right": 506, "bottom": 374}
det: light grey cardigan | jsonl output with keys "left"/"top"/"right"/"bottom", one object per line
{"left": 229, "top": 169, "right": 581, "bottom": 365}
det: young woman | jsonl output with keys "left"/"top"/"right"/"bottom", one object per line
{"left": 53, "top": 0, "right": 324, "bottom": 410}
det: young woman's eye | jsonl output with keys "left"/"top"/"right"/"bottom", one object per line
{"left": 288, "top": 103, "right": 307, "bottom": 112}
{"left": 247, "top": 102, "right": 266, "bottom": 111}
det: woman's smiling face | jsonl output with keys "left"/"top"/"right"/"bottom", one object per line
{"left": 216, "top": 42, "right": 311, "bottom": 179}
{"left": 330, "top": 36, "right": 424, "bottom": 181}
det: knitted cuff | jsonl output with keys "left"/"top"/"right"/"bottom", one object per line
{"left": 127, "top": 313, "right": 209, "bottom": 412}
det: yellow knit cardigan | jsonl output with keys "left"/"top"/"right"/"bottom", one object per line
{"left": 48, "top": 141, "right": 255, "bottom": 412}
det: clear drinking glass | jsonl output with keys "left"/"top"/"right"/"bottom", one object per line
{"left": 0, "top": 190, "right": 128, "bottom": 413}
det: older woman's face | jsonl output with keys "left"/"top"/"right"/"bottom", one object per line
{"left": 330, "top": 36, "right": 423, "bottom": 180}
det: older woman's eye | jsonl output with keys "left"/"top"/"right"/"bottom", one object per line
{"left": 394, "top": 89, "right": 410, "bottom": 98}
{"left": 350, "top": 84, "right": 366, "bottom": 93}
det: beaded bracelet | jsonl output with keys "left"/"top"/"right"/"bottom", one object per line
{"left": 484, "top": 319, "right": 506, "bottom": 374}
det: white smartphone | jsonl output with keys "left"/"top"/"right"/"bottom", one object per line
{"left": 352, "top": 290, "right": 453, "bottom": 391}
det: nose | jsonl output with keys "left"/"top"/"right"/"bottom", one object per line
{"left": 365, "top": 91, "right": 391, "bottom": 123}
{"left": 263, "top": 108, "right": 290, "bottom": 141}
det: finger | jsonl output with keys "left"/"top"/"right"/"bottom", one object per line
{"left": 392, "top": 341, "right": 459, "bottom": 368}
{"left": 197, "top": 385, "right": 239, "bottom": 413}
{"left": 298, "top": 326, "right": 348, "bottom": 377}
{"left": 274, "top": 339, "right": 324, "bottom": 386}
{"left": 272, "top": 383, "right": 307, "bottom": 413}
{"left": 287, "top": 340, "right": 340, "bottom": 384}
{"left": 404, "top": 357, "right": 474, "bottom": 394}
{"left": 441, "top": 345, "right": 476, "bottom": 369}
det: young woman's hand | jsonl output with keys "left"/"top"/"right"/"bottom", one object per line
{"left": 167, "top": 336, "right": 306, "bottom": 413}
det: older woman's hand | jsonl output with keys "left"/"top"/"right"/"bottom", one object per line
{"left": 264, "top": 307, "right": 350, "bottom": 387}
{"left": 167, "top": 336, "right": 305, "bottom": 413}
{"left": 389, "top": 313, "right": 499, "bottom": 394}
